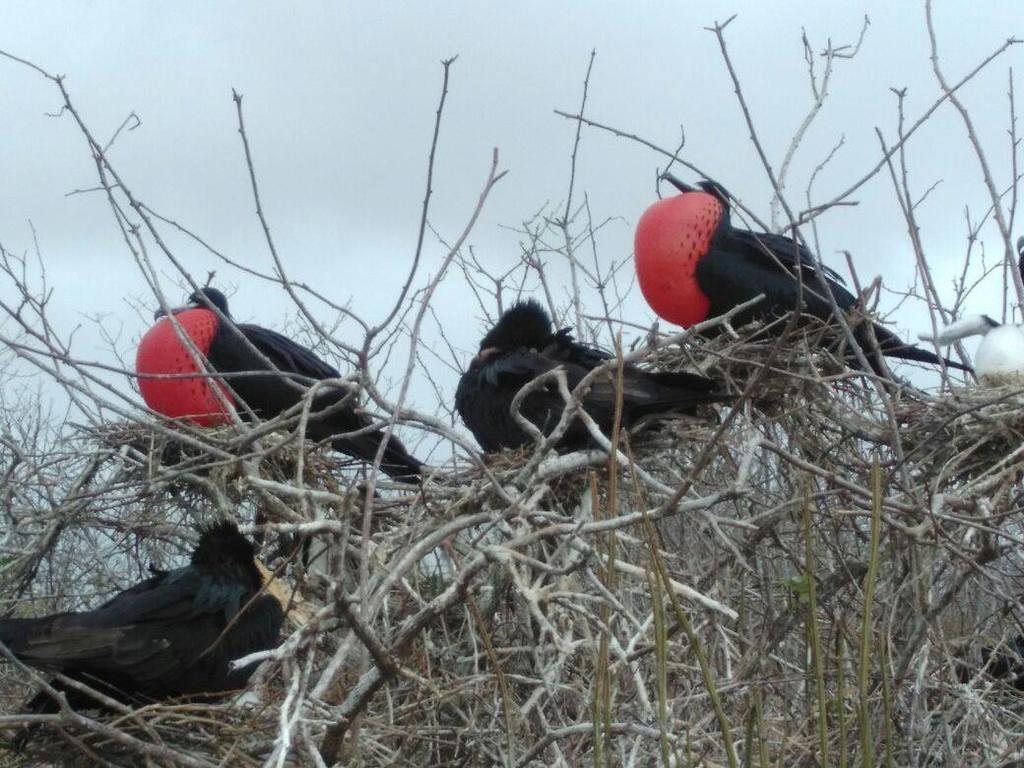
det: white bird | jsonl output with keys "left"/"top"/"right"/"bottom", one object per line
{"left": 920, "top": 237, "right": 1024, "bottom": 386}
{"left": 920, "top": 316, "right": 1024, "bottom": 386}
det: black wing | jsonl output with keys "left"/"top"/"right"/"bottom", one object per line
{"left": 480, "top": 345, "right": 606, "bottom": 395}
{"left": 697, "top": 247, "right": 971, "bottom": 372}
{"left": 1, "top": 566, "right": 279, "bottom": 698}
{"left": 229, "top": 325, "right": 420, "bottom": 477}
{"left": 238, "top": 323, "right": 342, "bottom": 382}
{"left": 457, "top": 344, "right": 724, "bottom": 452}
{"left": 12, "top": 569, "right": 230, "bottom": 659}
{"left": 547, "top": 335, "right": 722, "bottom": 414}
{"left": 692, "top": 177, "right": 846, "bottom": 286}
{"left": 702, "top": 185, "right": 970, "bottom": 373}
{"left": 562, "top": 357, "right": 723, "bottom": 428}
{"left": 696, "top": 246, "right": 854, "bottom": 326}
{"left": 727, "top": 227, "right": 847, "bottom": 287}
{"left": 545, "top": 328, "right": 613, "bottom": 369}
{"left": 456, "top": 347, "right": 583, "bottom": 451}
{"left": 479, "top": 348, "right": 562, "bottom": 388}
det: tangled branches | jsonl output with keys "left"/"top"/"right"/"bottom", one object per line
{"left": 1, "top": 9, "right": 1024, "bottom": 766}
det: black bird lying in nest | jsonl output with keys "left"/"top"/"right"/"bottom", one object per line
{"left": 0, "top": 521, "right": 284, "bottom": 717}
{"left": 455, "top": 299, "right": 729, "bottom": 452}
{"left": 978, "top": 634, "right": 1024, "bottom": 690}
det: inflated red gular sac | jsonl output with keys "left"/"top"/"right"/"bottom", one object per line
{"left": 136, "top": 288, "right": 423, "bottom": 480}
{"left": 136, "top": 297, "right": 236, "bottom": 426}
{"left": 633, "top": 174, "right": 971, "bottom": 375}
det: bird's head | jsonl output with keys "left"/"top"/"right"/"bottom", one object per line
{"left": 193, "top": 520, "right": 262, "bottom": 591}
{"left": 474, "top": 299, "right": 553, "bottom": 362}
{"left": 153, "top": 287, "right": 231, "bottom": 320}
{"left": 187, "top": 287, "right": 231, "bottom": 316}
{"left": 194, "top": 520, "right": 256, "bottom": 561}
{"left": 660, "top": 173, "right": 731, "bottom": 206}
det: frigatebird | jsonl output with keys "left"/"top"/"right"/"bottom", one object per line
{"left": 633, "top": 175, "right": 971, "bottom": 375}
{"left": 0, "top": 522, "right": 283, "bottom": 712}
{"left": 455, "top": 299, "right": 727, "bottom": 452}
{"left": 919, "top": 238, "right": 1024, "bottom": 385}
{"left": 956, "top": 634, "right": 1024, "bottom": 690}
{"left": 135, "top": 287, "right": 422, "bottom": 479}
{"left": 979, "top": 634, "right": 1024, "bottom": 689}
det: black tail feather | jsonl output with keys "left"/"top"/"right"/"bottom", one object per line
{"left": 378, "top": 438, "right": 423, "bottom": 482}
{"left": 331, "top": 432, "right": 422, "bottom": 482}
{"left": 644, "top": 369, "right": 722, "bottom": 393}
{"left": 307, "top": 391, "right": 423, "bottom": 481}
{"left": 630, "top": 369, "right": 733, "bottom": 417}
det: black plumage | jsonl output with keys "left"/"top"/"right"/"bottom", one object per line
{"left": 669, "top": 176, "right": 971, "bottom": 374}
{"left": 455, "top": 300, "right": 727, "bottom": 452}
{"left": 0, "top": 522, "right": 283, "bottom": 712}
{"left": 978, "top": 634, "right": 1024, "bottom": 689}
{"left": 163, "top": 288, "right": 422, "bottom": 480}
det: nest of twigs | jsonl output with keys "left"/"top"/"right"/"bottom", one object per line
{"left": 898, "top": 384, "right": 1024, "bottom": 482}
{"left": 5, "top": 322, "right": 1024, "bottom": 767}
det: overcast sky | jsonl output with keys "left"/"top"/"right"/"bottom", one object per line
{"left": 0, "top": 2, "right": 1020, "bottom": 455}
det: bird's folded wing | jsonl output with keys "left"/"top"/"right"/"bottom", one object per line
{"left": 482, "top": 349, "right": 560, "bottom": 387}
{"left": 729, "top": 228, "right": 846, "bottom": 285}
{"left": 19, "top": 620, "right": 220, "bottom": 684}
{"left": 15, "top": 576, "right": 239, "bottom": 685}
{"left": 546, "top": 329, "right": 613, "bottom": 368}
{"left": 237, "top": 323, "right": 342, "bottom": 382}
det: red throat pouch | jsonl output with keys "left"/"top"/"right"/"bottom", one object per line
{"left": 634, "top": 193, "right": 721, "bottom": 327}
{"left": 135, "top": 308, "right": 235, "bottom": 426}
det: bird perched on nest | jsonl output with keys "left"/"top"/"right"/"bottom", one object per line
{"left": 979, "top": 635, "right": 1024, "bottom": 689}
{"left": 920, "top": 316, "right": 1024, "bottom": 386}
{"left": 0, "top": 521, "right": 284, "bottom": 713}
{"left": 919, "top": 238, "right": 1024, "bottom": 386}
{"left": 633, "top": 174, "right": 971, "bottom": 376}
{"left": 136, "top": 287, "right": 422, "bottom": 480}
{"left": 957, "top": 635, "right": 1024, "bottom": 689}
{"left": 455, "top": 299, "right": 728, "bottom": 452}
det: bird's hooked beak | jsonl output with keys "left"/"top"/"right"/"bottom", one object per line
{"left": 660, "top": 172, "right": 695, "bottom": 194}
{"left": 660, "top": 173, "right": 730, "bottom": 204}
{"left": 153, "top": 300, "right": 199, "bottom": 321}
{"left": 475, "top": 347, "right": 500, "bottom": 363}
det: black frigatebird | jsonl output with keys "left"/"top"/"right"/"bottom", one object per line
{"left": 633, "top": 175, "right": 971, "bottom": 375}
{"left": 0, "top": 522, "right": 283, "bottom": 713}
{"left": 455, "top": 299, "right": 727, "bottom": 452}
{"left": 955, "top": 634, "right": 1024, "bottom": 690}
{"left": 979, "top": 634, "right": 1024, "bottom": 689}
{"left": 135, "top": 287, "right": 422, "bottom": 479}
